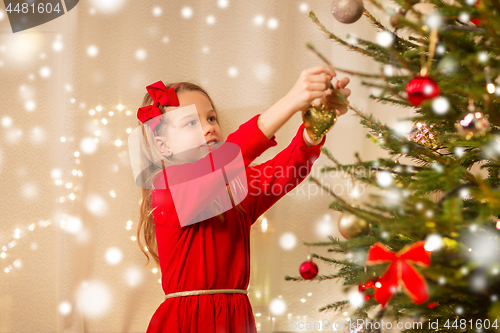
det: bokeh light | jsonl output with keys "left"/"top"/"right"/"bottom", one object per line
{"left": 87, "top": 45, "right": 99, "bottom": 57}
{"left": 315, "top": 214, "right": 334, "bottom": 238}
{"left": 59, "top": 301, "right": 72, "bottom": 315}
{"left": 279, "top": 232, "right": 297, "bottom": 250}
{"left": 105, "top": 247, "right": 123, "bottom": 265}
{"left": 376, "top": 171, "right": 393, "bottom": 187}
{"left": 89, "top": 0, "right": 126, "bottom": 14}
{"left": 269, "top": 298, "right": 286, "bottom": 315}
{"left": 125, "top": 266, "right": 144, "bottom": 287}
{"left": 80, "top": 137, "right": 98, "bottom": 154}
{"left": 85, "top": 194, "right": 108, "bottom": 217}
{"left": 76, "top": 281, "right": 111, "bottom": 318}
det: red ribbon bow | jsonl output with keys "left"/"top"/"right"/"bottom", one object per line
{"left": 137, "top": 81, "right": 182, "bottom": 134}
{"left": 366, "top": 241, "right": 431, "bottom": 307}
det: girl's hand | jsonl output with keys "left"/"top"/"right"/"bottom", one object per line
{"left": 283, "top": 65, "right": 337, "bottom": 114}
{"left": 312, "top": 76, "right": 351, "bottom": 117}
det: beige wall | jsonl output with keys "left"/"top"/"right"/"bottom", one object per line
{"left": 0, "top": 0, "right": 412, "bottom": 332}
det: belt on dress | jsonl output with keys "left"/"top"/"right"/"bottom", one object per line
{"left": 165, "top": 289, "right": 248, "bottom": 300}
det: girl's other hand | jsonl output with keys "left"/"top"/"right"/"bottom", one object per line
{"left": 314, "top": 76, "right": 351, "bottom": 117}
{"left": 283, "top": 66, "right": 337, "bottom": 114}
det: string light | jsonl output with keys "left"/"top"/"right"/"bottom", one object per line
{"left": 487, "top": 83, "right": 496, "bottom": 94}
{"left": 4, "top": 102, "right": 133, "bottom": 275}
{"left": 485, "top": 67, "right": 496, "bottom": 94}
{"left": 261, "top": 217, "right": 268, "bottom": 232}
{"left": 1, "top": 219, "right": 52, "bottom": 273}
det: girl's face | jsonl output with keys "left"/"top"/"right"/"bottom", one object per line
{"left": 154, "top": 90, "right": 223, "bottom": 158}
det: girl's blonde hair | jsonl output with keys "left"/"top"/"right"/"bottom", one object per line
{"left": 137, "top": 81, "right": 246, "bottom": 266}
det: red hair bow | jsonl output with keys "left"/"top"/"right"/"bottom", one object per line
{"left": 137, "top": 81, "right": 182, "bottom": 134}
{"left": 366, "top": 241, "right": 431, "bottom": 307}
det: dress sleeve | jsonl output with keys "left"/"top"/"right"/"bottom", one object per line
{"left": 243, "top": 123, "right": 327, "bottom": 225}
{"left": 225, "top": 114, "right": 278, "bottom": 167}
{"left": 152, "top": 114, "right": 278, "bottom": 227}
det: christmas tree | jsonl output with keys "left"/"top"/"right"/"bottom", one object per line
{"left": 286, "top": 0, "right": 500, "bottom": 332}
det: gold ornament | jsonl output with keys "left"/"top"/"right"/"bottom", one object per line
{"left": 338, "top": 211, "right": 370, "bottom": 239}
{"left": 454, "top": 111, "right": 490, "bottom": 140}
{"left": 302, "top": 95, "right": 338, "bottom": 142}
{"left": 408, "top": 121, "right": 438, "bottom": 149}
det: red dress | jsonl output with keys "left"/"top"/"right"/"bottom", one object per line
{"left": 147, "top": 114, "right": 326, "bottom": 333}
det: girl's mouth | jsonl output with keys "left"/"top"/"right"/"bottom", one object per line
{"left": 200, "top": 141, "right": 217, "bottom": 147}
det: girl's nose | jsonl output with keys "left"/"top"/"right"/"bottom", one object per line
{"left": 203, "top": 121, "right": 216, "bottom": 135}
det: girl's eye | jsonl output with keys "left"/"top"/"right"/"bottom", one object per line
{"left": 209, "top": 116, "right": 217, "bottom": 122}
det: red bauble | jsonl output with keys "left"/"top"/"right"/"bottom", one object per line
{"left": 300, "top": 260, "right": 318, "bottom": 279}
{"left": 427, "top": 302, "right": 439, "bottom": 309}
{"left": 358, "top": 280, "right": 374, "bottom": 292}
{"left": 471, "top": 18, "right": 481, "bottom": 25}
{"left": 358, "top": 280, "right": 377, "bottom": 301}
{"left": 471, "top": 0, "right": 481, "bottom": 25}
{"left": 406, "top": 75, "right": 440, "bottom": 106}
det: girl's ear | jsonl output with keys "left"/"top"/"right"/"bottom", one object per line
{"left": 154, "top": 137, "right": 172, "bottom": 157}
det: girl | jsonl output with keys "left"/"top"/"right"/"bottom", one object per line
{"left": 135, "top": 65, "right": 351, "bottom": 333}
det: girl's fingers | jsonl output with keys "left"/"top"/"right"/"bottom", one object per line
{"left": 330, "top": 102, "right": 347, "bottom": 111}
{"left": 338, "top": 88, "right": 351, "bottom": 98}
{"left": 309, "top": 75, "right": 333, "bottom": 84}
{"left": 307, "top": 82, "right": 328, "bottom": 91}
{"left": 334, "top": 105, "right": 348, "bottom": 117}
{"left": 305, "top": 65, "right": 337, "bottom": 78}
{"left": 339, "top": 77, "right": 350, "bottom": 88}
{"left": 333, "top": 77, "right": 350, "bottom": 90}
{"left": 326, "top": 88, "right": 351, "bottom": 99}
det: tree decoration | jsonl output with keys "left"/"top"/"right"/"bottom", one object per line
{"left": 406, "top": 76, "right": 441, "bottom": 106}
{"left": 406, "top": 26, "right": 441, "bottom": 106}
{"left": 330, "top": 0, "right": 365, "bottom": 24}
{"left": 366, "top": 241, "right": 431, "bottom": 307}
{"left": 470, "top": 0, "right": 482, "bottom": 26}
{"left": 338, "top": 211, "right": 370, "bottom": 239}
{"left": 427, "top": 302, "right": 439, "bottom": 308}
{"left": 455, "top": 111, "right": 490, "bottom": 140}
{"left": 300, "top": 255, "right": 319, "bottom": 280}
{"left": 358, "top": 279, "right": 379, "bottom": 301}
{"left": 302, "top": 83, "right": 338, "bottom": 141}
{"left": 408, "top": 121, "right": 438, "bottom": 149}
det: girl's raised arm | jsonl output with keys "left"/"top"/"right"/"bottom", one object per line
{"left": 257, "top": 65, "right": 336, "bottom": 139}
{"left": 243, "top": 122, "right": 327, "bottom": 225}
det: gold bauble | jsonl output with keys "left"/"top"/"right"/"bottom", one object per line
{"left": 408, "top": 121, "right": 438, "bottom": 149}
{"left": 454, "top": 112, "right": 491, "bottom": 140}
{"left": 302, "top": 96, "right": 338, "bottom": 141}
{"left": 338, "top": 212, "right": 370, "bottom": 239}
